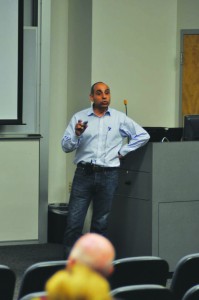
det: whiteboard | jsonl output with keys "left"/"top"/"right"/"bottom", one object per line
{"left": 0, "top": 0, "right": 23, "bottom": 124}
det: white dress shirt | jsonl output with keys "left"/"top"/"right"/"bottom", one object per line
{"left": 61, "top": 106, "right": 150, "bottom": 167}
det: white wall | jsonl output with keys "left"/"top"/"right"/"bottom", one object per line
{"left": 65, "top": 0, "right": 92, "bottom": 202}
{"left": 0, "top": 140, "right": 39, "bottom": 242}
{"left": 48, "top": 0, "right": 92, "bottom": 204}
{"left": 48, "top": 0, "right": 69, "bottom": 204}
{"left": 177, "top": 0, "right": 199, "bottom": 29}
{"left": 92, "top": 0, "right": 177, "bottom": 127}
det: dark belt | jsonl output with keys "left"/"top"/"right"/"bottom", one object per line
{"left": 77, "top": 162, "right": 119, "bottom": 173}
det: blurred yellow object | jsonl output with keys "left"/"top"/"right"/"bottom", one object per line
{"left": 45, "top": 263, "right": 112, "bottom": 300}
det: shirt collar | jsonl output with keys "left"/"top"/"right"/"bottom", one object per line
{"left": 87, "top": 105, "right": 111, "bottom": 116}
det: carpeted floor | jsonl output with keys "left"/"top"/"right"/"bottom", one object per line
{"left": 0, "top": 243, "right": 64, "bottom": 300}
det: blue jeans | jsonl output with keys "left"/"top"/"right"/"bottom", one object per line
{"left": 63, "top": 166, "right": 119, "bottom": 254}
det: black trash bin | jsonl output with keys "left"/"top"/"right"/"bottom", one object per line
{"left": 48, "top": 203, "right": 68, "bottom": 244}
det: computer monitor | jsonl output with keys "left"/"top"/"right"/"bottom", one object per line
{"left": 143, "top": 127, "right": 183, "bottom": 142}
{"left": 183, "top": 115, "right": 199, "bottom": 141}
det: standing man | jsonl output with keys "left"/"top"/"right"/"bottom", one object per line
{"left": 61, "top": 82, "right": 150, "bottom": 258}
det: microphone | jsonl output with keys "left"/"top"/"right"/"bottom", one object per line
{"left": 108, "top": 126, "right": 111, "bottom": 131}
{"left": 123, "top": 99, "right": 128, "bottom": 106}
{"left": 123, "top": 99, "right": 128, "bottom": 116}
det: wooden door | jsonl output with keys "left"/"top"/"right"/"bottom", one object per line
{"left": 182, "top": 34, "right": 199, "bottom": 117}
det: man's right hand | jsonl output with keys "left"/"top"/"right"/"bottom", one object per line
{"left": 75, "top": 120, "right": 88, "bottom": 136}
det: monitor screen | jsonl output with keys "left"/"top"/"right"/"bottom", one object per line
{"left": 143, "top": 127, "right": 183, "bottom": 142}
{"left": 183, "top": 115, "right": 199, "bottom": 141}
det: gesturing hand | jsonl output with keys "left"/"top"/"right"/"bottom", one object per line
{"left": 75, "top": 120, "right": 88, "bottom": 136}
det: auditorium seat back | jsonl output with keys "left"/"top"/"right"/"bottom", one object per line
{"left": 182, "top": 285, "right": 199, "bottom": 300}
{"left": 170, "top": 253, "right": 199, "bottom": 300}
{"left": 109, "top": 256, "right": 169, "bottom": 290}
{"left": 0, "top": 264, "right": 16, "bottom": 300}
{"left": 111, "top": 284, "right": 174, "bottom": 300}
{"left": 19, "top": 291, "right": 47, "bottom": 300}
{"left": 17, "top": 260, "right": 66, "bottom": 300}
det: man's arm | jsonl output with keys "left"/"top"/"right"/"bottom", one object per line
{"left": 61, "top": 118, "right": 87, "bottom": 153}
{"left": 119, "top": 116, "right": 150, "bottom": 157}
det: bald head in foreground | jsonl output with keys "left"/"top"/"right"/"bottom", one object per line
{"left": 67, "top": 233, "right": 115, "bottom": 277}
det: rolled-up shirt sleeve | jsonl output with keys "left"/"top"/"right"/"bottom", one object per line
{"left": 119, "top": 115, "right": 150, "bottom": 157}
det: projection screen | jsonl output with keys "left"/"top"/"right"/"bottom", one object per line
{"left": 0, "top": 0, "right": 23, "bottom": 124}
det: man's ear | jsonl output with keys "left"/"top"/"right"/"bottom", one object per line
{"left": 108, "top": 265, "right": 114, "bottom": 276}
{"left": 89, "top": 94, "right": 94, "bottom": 102}
{"left": 67, "top": 258, "right": 76, "bottom": 269}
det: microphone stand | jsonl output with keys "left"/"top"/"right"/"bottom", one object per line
{"left": 124, "top": 103, "right": 128, "bottom": 116}
{"left": 123, "top": 100, "right": 129, "bottom": 143}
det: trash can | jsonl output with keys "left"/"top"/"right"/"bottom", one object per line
{"left": 48, "top": 203, "right": 68, "bottom": 244}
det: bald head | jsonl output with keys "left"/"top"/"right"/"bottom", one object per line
{"left": 67, "top": 233, "right": 115, "bottom": 277}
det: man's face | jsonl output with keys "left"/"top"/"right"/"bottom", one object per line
{"left": 90, "top": 83, "right": 111, "bottom": 110}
